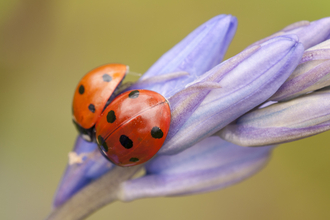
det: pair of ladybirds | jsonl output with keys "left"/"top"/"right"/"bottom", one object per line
{"left": 72, "top": 64, "right": 171, "bottom": 167}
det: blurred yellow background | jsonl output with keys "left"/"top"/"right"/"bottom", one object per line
{"left": 1, "top": 0, "right": 330, "bottom": 219}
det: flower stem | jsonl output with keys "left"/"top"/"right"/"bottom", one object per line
{"left": 45, "top": 165, "right": 143, "bottom": 220}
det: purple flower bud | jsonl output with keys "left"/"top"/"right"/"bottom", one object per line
{"left": 219, "top": 89, "right": 330, "bottom": 146}
{"left": 129, "top": 14, "right": 237, "bottom": 98}
{"left": 118, "top": 136, "right": 274, "bottom": 201}
{"left": 270, "top": 39, "right": 330, "bottom": 101}
{"left": 48, "top": 16, "right": 330, "bottom": 219}
{"left": 52, "top": 15, "right": 238, "bottom": 207}
{"left": 159, "top": 35, "right": 304, "bottom": 155}
{"left": 249, "top": 17, "right": 330, "bottom": 50}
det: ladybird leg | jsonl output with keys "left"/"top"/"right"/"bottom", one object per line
{"left": 114, "top": 82, "right": 135, "bottom": 95}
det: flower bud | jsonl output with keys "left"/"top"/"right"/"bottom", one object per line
{"left": 271, "top": 39, "right": 330, "bottom": 101}
{"left": 52, "top": 15, "right": 238, "bottom": 207}
{"left": 129, "top": 14, "right": 238, "bottom": 98}
{"left": 118, "top": 136, "right": 274, "bottom": 201}
{"left": 53, "top": 137, "right": 113, "bottom": 208}
{"left": 249, "top": 17, "right": 330, "bottom": 50}
{"left": 159, "top": 35, "right": 304, "bottom": 155}
{"left": 218, "top": 89, "right": 330, "bottom": 146}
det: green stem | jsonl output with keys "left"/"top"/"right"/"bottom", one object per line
{"left": 45, "top": 165, "right": 143, "bottom": 220}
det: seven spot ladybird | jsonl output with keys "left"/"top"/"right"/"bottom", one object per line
{"left": 72, "top": 64, "right": 128, "bottom": 142}
{"left": 95, "top": 90, "right": 171, "bottom": 167}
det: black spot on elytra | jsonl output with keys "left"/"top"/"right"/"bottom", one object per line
{"left": 128, "top": 90, "right": 139, "bottom": 99}
{"left": 120, "top": 135, "right": 133, "bottom": 149}
{"left": 151, "top": 126, "right": 163, "bottom": 139}
{"left": 79, "top": 85, "right": 85, "bottom": 94}
{"left": 88, "top": 104, "right": 95, "bottom": 113}
{"left": 97, "top": 135, "right": 108, "bottom": 152}
{"left": 107, "top": 110, "right": 116, "bottom": 123}
{"left": 102, "top": 74, "right": 112, "bottom": 82}
{"left": 129, "top": 158, "right": 139, "bottom": 162}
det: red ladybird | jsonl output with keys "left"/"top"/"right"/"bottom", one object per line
{"left": 72, "top": 64, "right": 128, "bottom": 141}
{"left": 95, "top": 90, "right": 171, "bottom": 167}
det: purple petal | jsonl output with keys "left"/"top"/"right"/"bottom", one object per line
{"left": 118, "top": 136, "right": 274, "bottom": 201}
{"left": 129, "top": 14, "right": 237, "bottom": 98}
{"left": 271, "top": 39, "right": 330, "bottom": 101}
{"left": 166, "top": 45, "right": 259, "bottom": 140}
{"left": 159, "top": 35, "right": 304, "bottom": 155}
{"left": 249, "top": 17, "right": 330, "bottom": 50}
{"left": 219, "top": 89, "right": 330, "bottom": 146}
{"left": 292, "top": 18, "right": 330, "bottom": 49}
{"left": 53, "top": 136, "right": 114, "bottom": 208}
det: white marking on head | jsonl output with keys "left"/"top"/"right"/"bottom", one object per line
{"left": 82, "top": 134, "right": 92, "bottom": 142}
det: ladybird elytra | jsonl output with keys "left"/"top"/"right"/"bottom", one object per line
{"left": 72, "top": 64, "right": 128, "bottom": 141}
{"left": 95, "top": 89, "right": 171, "bottom": 167}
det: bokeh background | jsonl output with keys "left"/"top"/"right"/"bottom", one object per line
{"left": 1, "top": 0, "right": 330, "bottom": 219}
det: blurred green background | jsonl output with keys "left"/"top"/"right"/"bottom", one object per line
{"left": 1, "top": 0, "right": 330, "bottom": 219}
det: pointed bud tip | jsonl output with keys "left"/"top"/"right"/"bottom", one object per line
{"left": 312, "top": 17, "right": 330, "bottom": 26}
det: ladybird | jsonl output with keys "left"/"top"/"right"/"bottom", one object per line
{"left": 95, "top": 89, "right": 171, "bottom": 167}
{"left": 72, "top": 64, "right": 128, "bottom": 141}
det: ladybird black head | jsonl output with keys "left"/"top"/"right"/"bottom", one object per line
{"left": 88, "top": 104, "right": 96, "bottom": 113}
{"left": 73, "top": 120, "right": 94, "bottom": 142}
{"left": 79, "top": 85, "right": 85, "bottom": 94}
{"left": 120, "top": 135, "right": 133, "bottom": 149}
{"left": 73, "top": 120, "right": 88, "bottom": 135}
{"left": 102, "top": 74, "right": 112, "bottom": 82}
{"left": 107, "top": 110, "right": 116, "bottom": 123}
{"left": 128, "top": 90, "right": 139, "bottom": 99}
{"left": 151, "top": 126, "right": 164, "bottom": 139}
{"left": 129, "top": 158, "right": 139, "bottom": 162}
{"left": 97, "top": 135, "right": 108, "bottom": 152}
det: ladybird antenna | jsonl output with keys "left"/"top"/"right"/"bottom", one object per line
{"left": 127, "top": 70, "right": 142, "bottom": 77}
